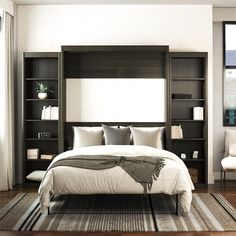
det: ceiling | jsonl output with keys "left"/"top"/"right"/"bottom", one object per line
{"left": 11, "top": 0, "right": 236, "bottom": 7}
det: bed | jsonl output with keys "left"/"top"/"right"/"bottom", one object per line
{"left": 38, "top": 125, "right": 194, "bottom": 215}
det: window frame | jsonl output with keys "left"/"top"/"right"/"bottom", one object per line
{"left": 223, "top": 21, "right": 236, "bottom": 126}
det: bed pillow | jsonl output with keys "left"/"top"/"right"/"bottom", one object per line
{"left": 225, "top": 129, "right": 236, "bottom": 156}
{"left": 73, "top": 126, "right": 103, "bottom": 149}
{"left": 130, "top": 127, "right": 164, "bottom": 149}
{"left": 26, "top": 170, "right": 46, "bottom": 182}
{"left": 102, "top": 124, "right": 131, "bottom": 145}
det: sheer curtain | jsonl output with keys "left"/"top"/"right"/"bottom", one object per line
{"left": 0, "top": 11, "right": 14, "bottom": 191}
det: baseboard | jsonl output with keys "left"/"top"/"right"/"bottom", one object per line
{"left": 214, "top": 171, "right": 236, "bottom": 180}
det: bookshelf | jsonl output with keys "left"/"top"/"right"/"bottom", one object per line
{"left": 170, "top": 52, "right": 208, "bottom": 185}
{"left": 22, "top": 52, "right": 60, "bottom": 184}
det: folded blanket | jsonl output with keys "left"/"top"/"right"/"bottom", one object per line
{"left": 46, "top": 155, "right": 165, "bottom": 193}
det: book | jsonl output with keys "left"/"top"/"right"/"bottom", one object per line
{"left": 193, "top": 107, "right": 204, "bottom": 120}
{"left": 51, "top": 106, "right": 59, "bottom": 120}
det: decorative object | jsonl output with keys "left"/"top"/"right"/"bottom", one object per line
{"left": 171, "top": 125, "right": 183, "bottom": 139}
{"left": 38, "top": 132, "right": 51, "bottom": 139}
{"left": 0, "top": 193, "right": 235, "bottom": 232}
{"left": 192, "top": 151, "right": 199, "bottom": 159}
{"left": 26, "top": 148, "right": 39, "bottom": 159}
{"left": 181, "top": 153, "right": 186, "bottom": 159}
{"left": 35, "top": 82, "right": 54, "bottom": 100}
{"left": 188, "top": 168, "right": 198, "bottom": 183}
{"left": 41, "top": 106, "right": 58, "bottom": 120}
{"left": 172, "top": 93, "right": 192, "bottom": 99}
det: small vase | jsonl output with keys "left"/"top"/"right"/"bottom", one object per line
{"left": 38, "top": 92, "right": 47, "bottom": 99}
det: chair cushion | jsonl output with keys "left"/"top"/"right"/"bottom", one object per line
{"left": 225, "top": 129, "right": 236, "bottom": 156}
{"left": 221, "top": 156, "right": 236, "bottom": 170}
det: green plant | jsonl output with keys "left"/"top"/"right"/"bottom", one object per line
{"left": 35, "top": 82, "right": 54, "bottom": 93}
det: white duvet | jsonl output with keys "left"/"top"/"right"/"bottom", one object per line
{"left": 39, "top": 145, "right": 194, "bottom": 214}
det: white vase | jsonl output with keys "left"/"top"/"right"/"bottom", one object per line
{"left": 38, "top": 92, "right": 47, "bottom": 99}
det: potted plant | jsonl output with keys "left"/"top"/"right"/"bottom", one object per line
{"left": 35, "top": 82, "right": 54, "bottom": 99}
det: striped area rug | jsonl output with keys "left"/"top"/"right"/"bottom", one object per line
{"left": 0, "top": 193, "right": 235, "bottom": 232}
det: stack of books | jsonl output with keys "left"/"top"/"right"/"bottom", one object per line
{"left": 27, "top": 148, "right": 39, "bottom": 159}
{"left": 171, "top": 125, "right": 183, "bottom": 139}
{"left": 40, "top": 154, "right": 56, "bottom": 160}
{"left": 193, "top": 107, "right": 204, "bottom": 120}
{"left": 41, "top": 106, "right": 59, "bottom": 120}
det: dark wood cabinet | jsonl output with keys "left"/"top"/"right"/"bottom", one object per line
{"left": 22, "top": 52, "right": 60, "bottom": 184}
{"left": 170, "top": 52, "right": 208, "bottom": 185}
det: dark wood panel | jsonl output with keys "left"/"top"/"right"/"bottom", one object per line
{"left": 24, "top": 58, "right": 58, "bottom": 78}
{"left": 171, "top": 58, "right": 204, "bottom": 78}
{"left": 64, "top": 51, "right": 166, "bottom": 78}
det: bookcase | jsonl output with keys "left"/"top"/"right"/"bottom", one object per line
{"left": 170, "top": 52, "right": 208, "bottom": 185}
{"left": 22, "top": 52, "right": 60, "bottom": 184}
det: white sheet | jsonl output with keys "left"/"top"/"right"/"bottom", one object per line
{"left": 39, "top": 145, "right": 194, "bottom": 214}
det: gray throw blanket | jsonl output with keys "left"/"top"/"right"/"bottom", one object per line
{"left": 48, "top": 155, "right": 166, "bottom": 193}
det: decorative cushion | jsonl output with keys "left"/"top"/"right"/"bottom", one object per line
{"left": 221, "top": 156, "right": 236, "bottom": 170}
{"left": 130, "top": 127, "right": 164, "bottom": 149}
{"left": 225, "top": 129, "right": 236, "bottom": 156}
{"left": 229, "top": 143, "right": 236, "bottom": 156}
{"left": 73, "top": 126, "right": 103, "bottom": 149}
{"left": 102, "top": 124, "right": 131, "bottom": 145}
{"left": 26, "top": 170, "right": 46, "bottom": 182}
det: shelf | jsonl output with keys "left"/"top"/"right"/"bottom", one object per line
{"left": 172, "top": 138, "right": 205, "bottom": 141}
{"left": 25, "top": 99, "right": 58, "bottom": 101}
{"left": 182, "top": 159, "right": 205, "bottom": 162}
{"left": 26, "top": 78, "right": 58, "bottom": 81}
{"left": 172, "top": 119, "right": 205, "bottom": 122}
{"left": 25, "top": 159, "right": 52, "bottom": 162}
{"left": 172, "top": 77, "right": 205, "bottom": 81}
{"left": 172, "top": 99, "right": 205, "bottom": 101}
{"left": 25, "top": 119, "right": 58, "bottom": 122}
{"left": 26, "top": 138, "right": 58, "bottom": 141}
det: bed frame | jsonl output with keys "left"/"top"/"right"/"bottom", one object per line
{"left": 46, "top": 121, "right": 179, "bottom": 216}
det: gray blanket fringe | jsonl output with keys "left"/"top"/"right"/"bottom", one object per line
{"left": 46, "top": 155, "right": 166, "bottom": 193}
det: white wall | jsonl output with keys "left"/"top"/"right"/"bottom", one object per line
{"left": 0, "top": 0, "right": 14, "bottom": 15}
{"left": 16, "top": 4, "right": 213, "bottom": 183}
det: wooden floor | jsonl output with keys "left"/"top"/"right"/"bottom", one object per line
{"left": 0, "top": 181, "right": 235, "bottom": 236}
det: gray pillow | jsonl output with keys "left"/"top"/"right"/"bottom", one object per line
{"left": 102, "top": 124, "right": 131, "bottom": 145}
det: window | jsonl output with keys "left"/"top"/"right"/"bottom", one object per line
{"left": 223, "top": 22, "right": 236, "bottom": 126}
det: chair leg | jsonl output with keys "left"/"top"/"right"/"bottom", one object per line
{"left": 223, "top": 170, "right": 226, "bottom": 185}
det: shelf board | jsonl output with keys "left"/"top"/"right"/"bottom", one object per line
{"left": 25, "top": 78, "right": 58, "bottom": 81}
{"left": 182, "top": 159, "right": 205, "bottom": 162}
{"left": 172, "top": 99, "right": 205, "bottom": 101}
{"left": 172, "top": 119, "right": 205, "bottom": 122}
{"left": 172, "top": 138, "right": 205, "bottom": 141}
{"left": 25, "top": 119, "right": 58, "bottom": 122}
{"left": 25, "top": 138, "right": 58, "bottom": 141}
{"left": 172, "top": 77, "right": 205, "bottom": 81}
{"left": 25, "top": 99, "right": 58, "bottom": 101}
{"left": 25, "top": 159, "right": 53, "bottom": 162}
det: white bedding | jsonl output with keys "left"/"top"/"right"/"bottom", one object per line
{"left": 39, "top": 145, "right": 194, "bottom": 214}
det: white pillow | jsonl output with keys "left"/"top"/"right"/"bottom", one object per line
{"left": 26, "top": 170, "right": 46, "bottom": 182}
{"left": 73, "top": 126, "right": 103, "bottom": 149}
{"left": 130, "top": 127, "right": 164, "bottom": 149}
{"left": 229, "top": 143, "right": 236, "bottom": 156}
{"left": 225, "top": 129, "right": 236, "bottom": 156}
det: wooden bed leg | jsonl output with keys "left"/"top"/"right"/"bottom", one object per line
{"left": 176, "top": 194, "right": 179, "bottom": 215}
